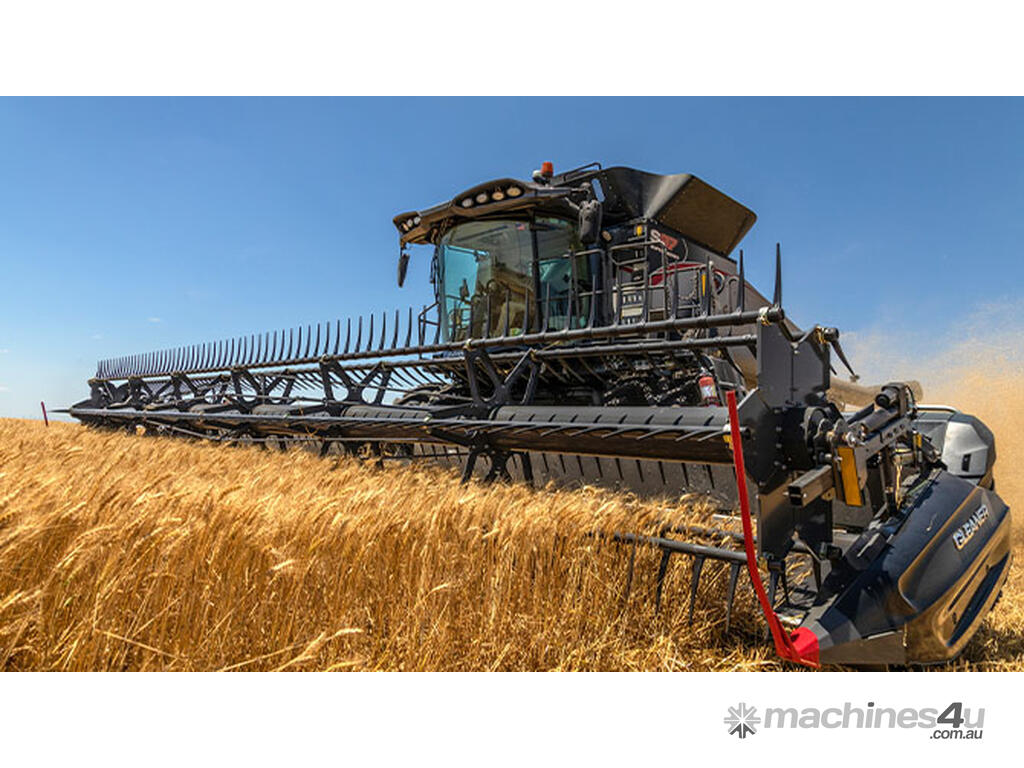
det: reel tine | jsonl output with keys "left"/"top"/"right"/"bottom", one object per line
{"left": 368, "top": 314, "right": 375, "bottom": 351}
{"left": 356, "top": 315, "right": 363, "bottom": 353}
{"left": 270, "top": 330, "right": 278, "bottom": 362}
{"left": 334, "top": 319, "right": 342, "bottom": 355}
{"left": 418, "top": 306, "right": 426, "bottom": 346}
{"left": 344, "top": 318, "right": 352, "bottom": 354}
{"left": 688, "top": 555, "right": 705, "bottom": 625}
{"left": 405, "top": 307, "right": 413, "bottom": 348}
{"left": 265, "top": 331, "right": 273, "bottom": 363}
{"left": 654, "top": 550, "right": 672, "bottom": 613}
{"left": 304, "top": 324, "right": 312, "bottom": 358}
{"left": 379, "top": 311, "right": 388, "bottom": 350}
{"left": 391, "top": 309, "right": 400, "bottom": 349}
{"left": 286, "top": 327, "right": 295, "bottom": 360}
{"left": 314, "top": 322, "right": 322, "bottom": 357}
{"left": 623, "top": 540, "right": 637, "bottom": 602}
{"left": 724, "top": 561, "right": 741, "bottom": 634}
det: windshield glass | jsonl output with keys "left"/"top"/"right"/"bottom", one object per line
{"left": 437, "top": 218, "right": 588, "bottom": 341}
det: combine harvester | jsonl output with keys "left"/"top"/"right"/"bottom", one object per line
{"left": 69, "top": 162, "right": 1011, "bottom": 667}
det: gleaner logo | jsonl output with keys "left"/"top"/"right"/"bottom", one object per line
{"left": 953, "top": 505, "right": 989, "bottom": 550}
{"left": 724, "top": 703, "right": 760, "bottom": 738}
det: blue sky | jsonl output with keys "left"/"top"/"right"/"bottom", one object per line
{"left": 2, "top": 97, "right": 1023, "bottom": 419}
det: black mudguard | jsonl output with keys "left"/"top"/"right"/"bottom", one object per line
{"left": 798, "top": 469, "right": 1011, "bottom": 666}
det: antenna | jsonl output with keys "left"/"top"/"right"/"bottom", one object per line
{"left": 772, "top": 243, "right": 782, "bottom": 307}
{"left": 737, "top": 249, "right": 746, "bottom": 313}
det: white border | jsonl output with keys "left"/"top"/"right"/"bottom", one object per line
{"left": 1, "top": 1, "right": 1022, "bottom": 95}
{"left": 0, "top": 671, "right": 1018, "bottom": 765}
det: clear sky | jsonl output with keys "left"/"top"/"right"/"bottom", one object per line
{"left": 2, "top": 97, "right": 1022, "bottom": 419}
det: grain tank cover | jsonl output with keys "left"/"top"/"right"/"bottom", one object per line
{"left": 593, "top": 167, "right": 757, "bottom": 256}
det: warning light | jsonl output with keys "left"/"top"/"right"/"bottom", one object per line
{"left": 540, "top": 161, "right": 554, "bottom": 177}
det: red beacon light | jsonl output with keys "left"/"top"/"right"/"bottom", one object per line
{"left": 533, "top": 161, "right": 555, "bottom": 184}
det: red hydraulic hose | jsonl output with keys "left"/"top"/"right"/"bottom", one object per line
{"left": 725, "top": 389, "right": 819, "bottom": 668}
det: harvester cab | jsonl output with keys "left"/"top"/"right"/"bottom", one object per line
{"left": 394, "top": 162, "right": 764, "bottom": 352}
{"left": 69, "top": 162, "right": 1011, "bottom": 668}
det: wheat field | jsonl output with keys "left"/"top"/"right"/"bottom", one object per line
{"left": 0, "top": 362, "right": 1021, "bottom": 670}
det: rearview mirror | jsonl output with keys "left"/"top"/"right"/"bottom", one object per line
{"left": 397, "top": 249, "right": 410, "bottom": 287}
{"left": 578, "top": 199, "right": 602, "bottom": 246}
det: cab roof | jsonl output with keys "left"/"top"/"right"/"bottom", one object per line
{"left": 393, "top": 165, "right": 757, "bottom": 256}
